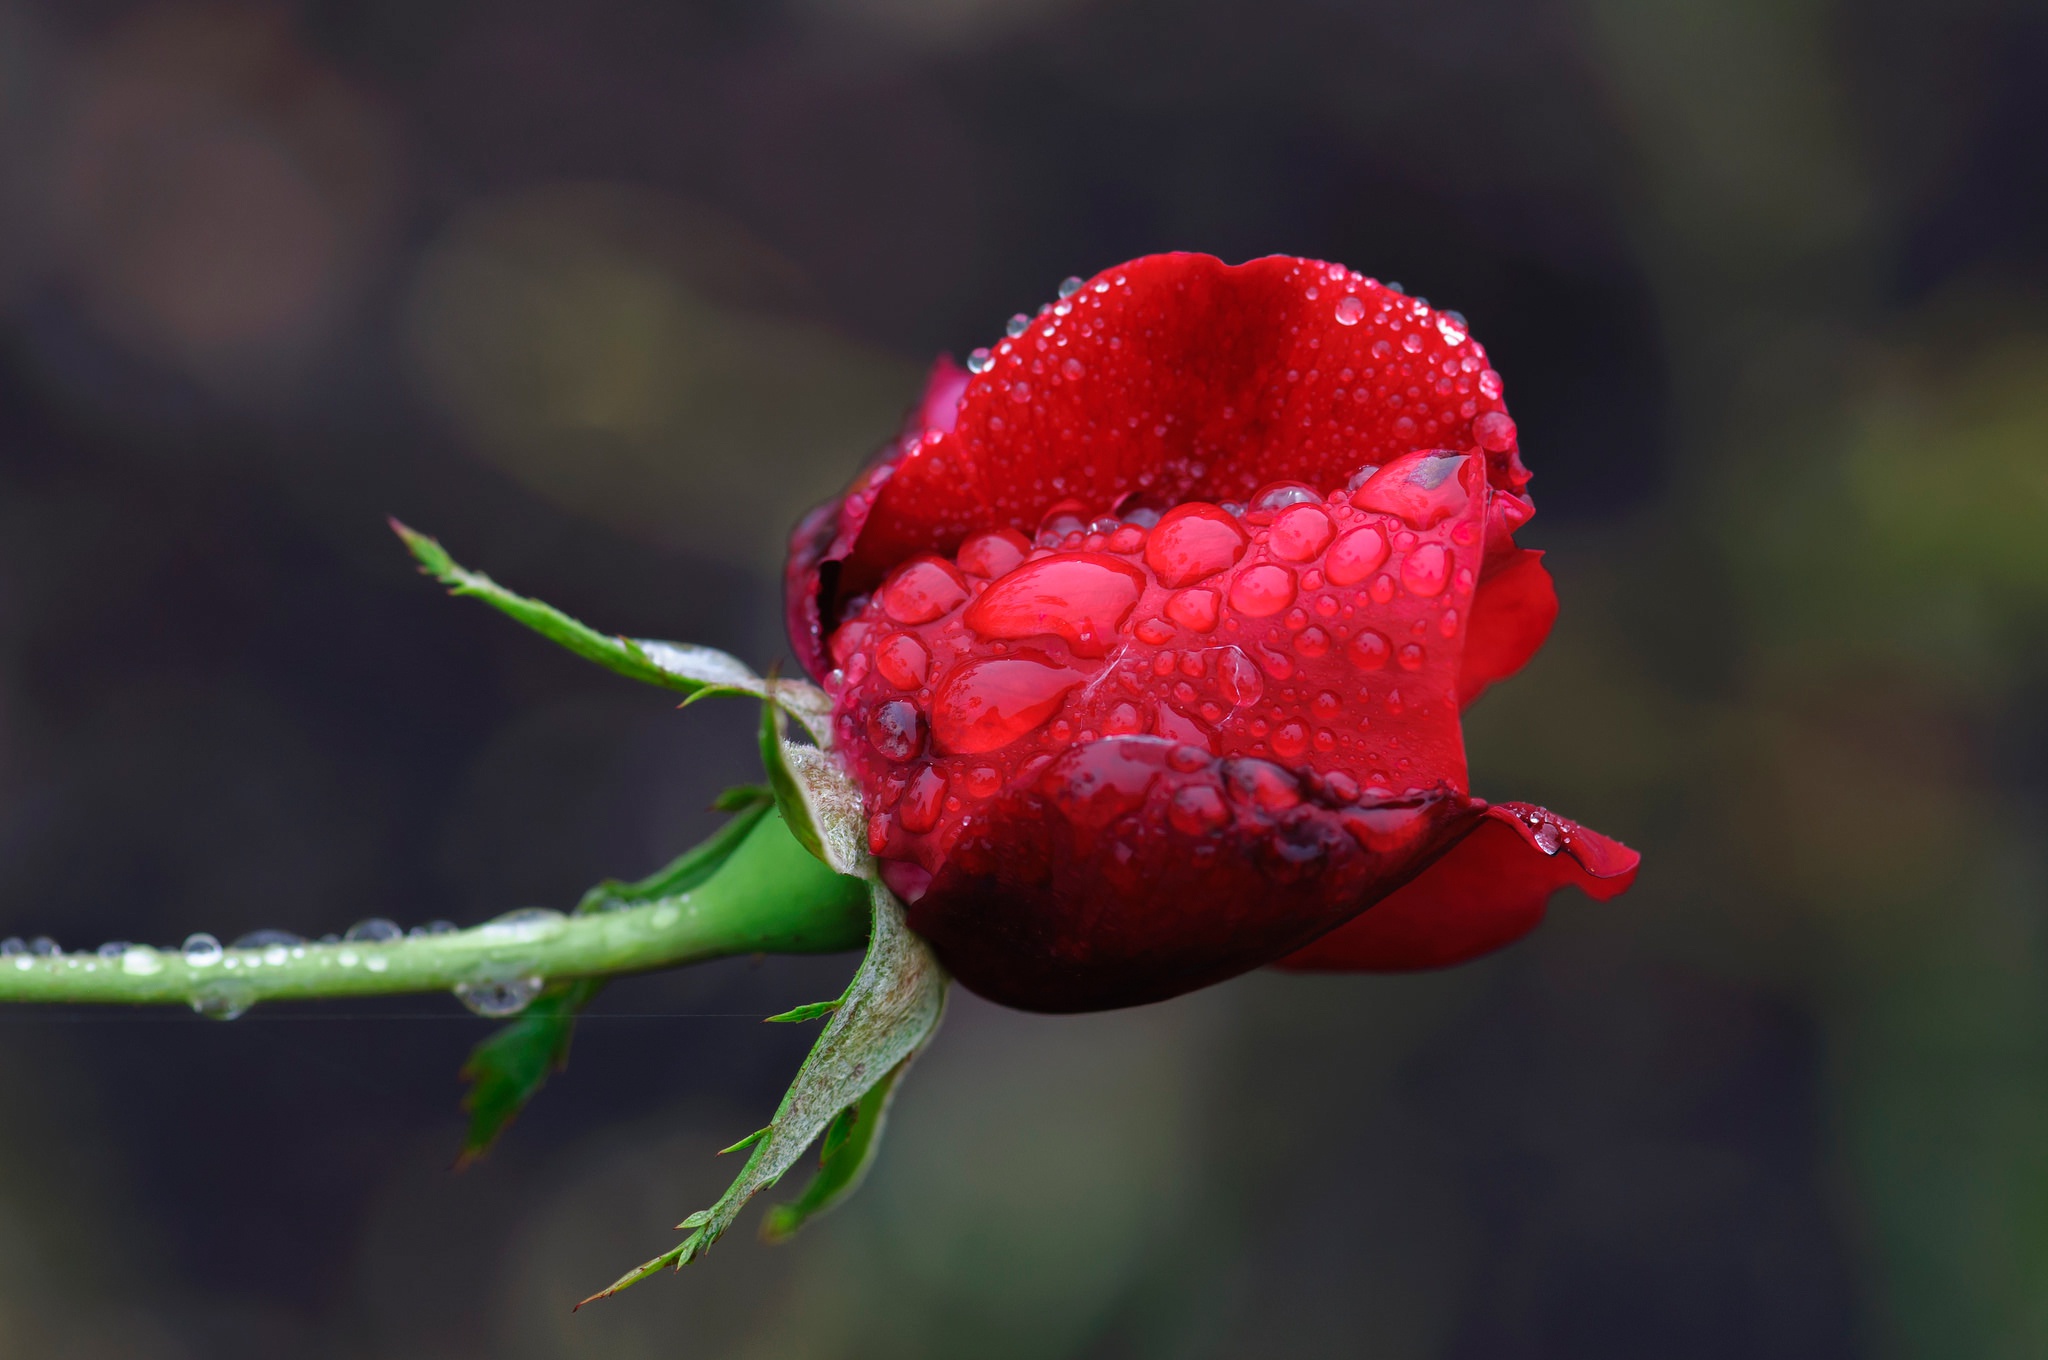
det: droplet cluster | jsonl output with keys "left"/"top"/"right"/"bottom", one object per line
{"left": 828, "top": 444, "right": 1488, "bottom": 889}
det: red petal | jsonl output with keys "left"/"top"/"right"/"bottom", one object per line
{"left": 1457, "top": 548, "right": 1559, "bottom": 708}
{"left": 1273, "top": 802, "right": 1638, "bottom": 972}
{"left": 790, "top": 254, "right": 1523, "bottom": 678}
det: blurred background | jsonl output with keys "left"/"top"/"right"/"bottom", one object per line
{"left": 0, "top": 0, "right": 2043, "bottom": 1354}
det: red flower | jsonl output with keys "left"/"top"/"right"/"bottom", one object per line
{"left": 787, "top": 253, "right": 1637, "bottom": 1013}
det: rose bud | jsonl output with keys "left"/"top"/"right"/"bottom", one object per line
{"left": 788, "top": 253, "right": 1638, "bottom": 1013}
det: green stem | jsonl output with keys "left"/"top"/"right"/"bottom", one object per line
{"left": 0, "top": 813, "right": 868, "bottom": 1010}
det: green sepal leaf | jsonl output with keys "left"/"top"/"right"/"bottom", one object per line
{"left": 718, "top": 1126, "right": 771, "bottom": 1157}
{"left": 456, "top": 977, "right": 603, "bottom": 1167}
{"left": 392, "top": 521, "right": 835, "bottom": 744}
{"left": 759, "top": 700, "right": 870, "bottom": 877}
{"left": 759, "top": 1049, "right": 918, "bottom": 1244}
{"left": 764, "top": 999, "right": 841, "bottom": 1024}
{"left": 577, "top": 879, "right": 947, "bottom": 1307}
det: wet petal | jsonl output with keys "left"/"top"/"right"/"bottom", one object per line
{"left": 1457, "top": 548, "right": 1558, "bottom": 708}
{"left": 1273, "top": 802, "right": 1639, "bottom": 972}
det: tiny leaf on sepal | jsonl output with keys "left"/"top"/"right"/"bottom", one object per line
{"left": 391, "top": 522, "right": 835, "bottom": 744}
{"left": 718, "top": 1126, "right": 771, "bottom": 1157}
{"left": 456, "top": 978, "right": 603, "bottom": 1167}
{"left": 577, "top": 880, "right": 948, "bottom": 1308}
{"left": 714, "top": 784, "right": 773, "bottom": 813}
{"left": 759, "top": 1051, "right": 918, "bottom": 1244}
{"left": 764, "top": 999, "right": 841, "bottom": 1024}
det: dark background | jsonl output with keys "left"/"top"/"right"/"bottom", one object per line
{"left": 1, "top": 0, "right": 2045, "bottom": 1355}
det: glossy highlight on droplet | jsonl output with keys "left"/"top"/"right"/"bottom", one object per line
{"left": 964, "top": 552, "right": 1147, "bottom": 658}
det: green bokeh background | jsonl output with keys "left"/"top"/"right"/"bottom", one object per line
{"left": 0, "top": 0, "right": 2043, "bottom": 1354}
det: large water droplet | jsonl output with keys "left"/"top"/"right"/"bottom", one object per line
{"left": 867, "top": 699, "right": 925, "bottom": 762}
{"left": 1399, "top": 543, "right": 1450, "bottom": 597}
{"left": 0, "top": 938, "right": 23, "bottom": 957}
{"left": 878, "top": 556, "right": 969, "bottom": 625}
{"left": 1246, "top": 482, "right": 1322, "bottom": 521}
{"left": 1006, "top": 313, "right": 1030, "bottom": 338}
{"left": 1335, "top": 295, "right": 1367, "bottom": 326}
{"left": 1216, "top": 646, "right": 1265, "bottom": 708}
{"left": 1267, "top": 505, "right": 1334, "bottom": 562}
{"left": 956, "top": 529, "right": 1030, "bottom": 579}
{"left": 1473, "top": 410, "right": 1517, "bottom": 451}
{"left": 183, "top": 933, "right": 223, "bottom": 967}
{"left": 1228, "top": 564, "right": 1297, "bottom": 618}
{"left": 966, "top": 347, "right": 993, "bottom": 374}
{"left": 1164, "top": 588, "right": 1219, "bottom": 633}
{"left": 1350, "top": 450, "right": 1472, "bottom": 529}
{"left": 1043, "top": 738, "right": 1172, "bottom": 829}
{"left": 344, "top": 918, "right": 403, "bottom": 943}
{"left": 96, "top": 941, "right": 130, "bottom": 959}
{"left": 28, "top": 937, "right": 59, "bottom": 957}
{"left": 1058, "top": 276, "right": 1084, "bottom": 298}
{"left": 1326, "top": 525, "right": 1390, "bottom": 585}
{"left": 874, "top": 633, "right": 930, "bottom": 690}
{"left": 455, "top": 977, "right": 544, "bottom": 1018}
{"left": 899, "top": 765, "right": 948, "bottom": 833}
{"left": 931, "top": 657, "right": 1081, "bottom": 755}
{"left": 1531, "top": 817, "right": 1562, "bottom": 855}
{"left": 964, "top": 552, "right": 1147, "bottom": 658}
{"left": 1144, "top": 503, "right": 1247, "bottom": 587}
{"left": 1348, "top": 630, "right": 1391, "bottom": 670}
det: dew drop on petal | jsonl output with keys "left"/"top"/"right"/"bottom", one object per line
{"left": 1168, "top": 784, "right": 1230, "bottom": 835}
{"left": 1326, "top": 526, "right": 1390, "bottom": 586}
{"left": 1228, "top": 564, "right": 1297, "bottom": 618}
{"left": 899, "top": 766, "right": 948, "bottom": 833}
{"left": 1144, "top": 504, "right": 1247, "bottom": 587}
{"left": 1216, "top": 646, "right": 1265, "bottom": 708}
{"left": 1473, "top": 410, "right": 1518, "bottom": 451}
{"left": 966, "top": 347, "right": 994, "bottom": 374}
{"left": 867, "top": 699, "right": 924, "bottom": 761}
{"left": 956, "top": 529, "right": 1031, "bottom": 579}
{"left": 1058, "top": 276, "right": 1084, "bottom": 298}
{"left": 1400, "top": 543, "right": 1450, "bottom": 597}
{"left": 1164, "top": 588, "right": 1220, "bottom": 633}
{"left": 1335, "top": 295, "right": 1367, "bottom": 326}
{"left": 964, "top": 553, "right": 1147, "bottom": 658}
{"left": 878, "top": 556, "right": 970, "bottom": 624}
{"left": 1006, "top": 313, "right": 1030, "bottom": 338}
{"left": 1267, "top": 505, "right": 1334, "bottom": 562}
{"left": 874, "top": 633, "right": 930, "bottom": 689}
{"left": 931, "top": 658, "right": 1081, "bottom": 755}
{"left": 1348, "top": 630, "right": 1391, "bottom": 670}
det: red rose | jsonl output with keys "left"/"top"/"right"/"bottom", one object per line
{"left": 788, "top": 253, "right": 1638, "bottom": 1013}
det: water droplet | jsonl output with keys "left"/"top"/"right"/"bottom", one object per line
{"left": 1246, "top": 482, "right": 1322, "bottom": 520}
{"left": 1009, "top": 380, "right": 1032, "bottom": 403}
{"left": 1228, "top": 564, "right": 1297, "bottom": 618}
{"left": 966, "top": 347, "right": 993, "bottom": 374}
{"left": 1044, "top": 738, "right": 1171, "bottom": 828}
{"left": 190, "top": 982, "right": 254, "bottom": 1021}
{"left": 874, "top": 633, "right": 930, "bottom": 689}
{"left": 1295, "top": 627, "right": 1330, "bottom": 658}
{"left": 931, "top": 657, "right": 1081, "bottom": 755}
{"left": 1335, "top": 294, "right": 1367, "bottom": 326}
{"left": 964, "top": 766, "right": 1003, "bottom": 798}
{"left": 1216, "top": 646, "right": 1265, "bottom": 708}
{"left": 1400, "top": 543, "right": 1450, "bottom": 597}
{"left": 29, "top": 937, "right": 59, "bottom": 957}
{"left": 867, "top": 700, "right": 925, "bottom": 761}
{"left": 1144, "top": 503, "right": 1247, "bottom": 587}
{"left": 1350, "top": 450, "right": 1472, "bottom": 529}
{"left": 964, "top": 552, "right": 1147, "bottom": 658}
{"left": 1326, "top": 525, "right": 1390, "bottom": 586}
{"left": 455, "top": 977, "right": 544, "bottom": 1018}
{"left": 1531, "top": 818, "right": 1562, "bottom": 855}
{"left": 1164, "top": 588, "right": 1220, "bottom": 633}
{"left": 1058, "top": 276, "right": 1084, "bottom": 298}
{"left": 0, "top": 938, "right": 22, "bottom": 957}
{"left": 1398, "top": 643, "right": 1426, "bottom": 670}
{"left": 1473, "top": 410, "right": 1517, "bottom": 451}
{"left": 1169, "top": 784, "right": 1230, "bottom": 835}
{"left": 1267, "top": 505, "right": 1334, "bottom": 562}
{"left": 1006, "top": 313, "right": 1030, "bottom": 337}
{"left": 1348, "top": 630, "right": 1391, "bottom": 670}
{"left": 233, "top": 930, "right": 302, "bottom": 950}
{"left": 345, "top": 918, "right": 403, "bottom": 943}
{"left": 183, "top": 933, "right": 223, "bottom": 967}
{"left": 956, "top": 528, "right": 1031, "bottom": 579}
{"left": 1061, "top": 357, "right": 1085, "bottom": 380}
{"left": 1223, "top": 759, "right": 1301, "bottom": 812}
{"left": 1401, "top": 332, "right": 1425, "bottom": 354}
{"left": 96, "top": 941, "right": 130, "bottom": 959}
{"left": 878, "top": 556, "right": 969, "bottom": 624}
{"left": 899, "top": 766, "right": 948, "bottom": 833}
{"left": 480, "top": 908, "right": 567, "bottom": 942}
{"left": 410, "top": 921, "right": 458, "bottom": 937}
{"left": 1271, "top": 722, "right": 1310, "bottom": 759}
